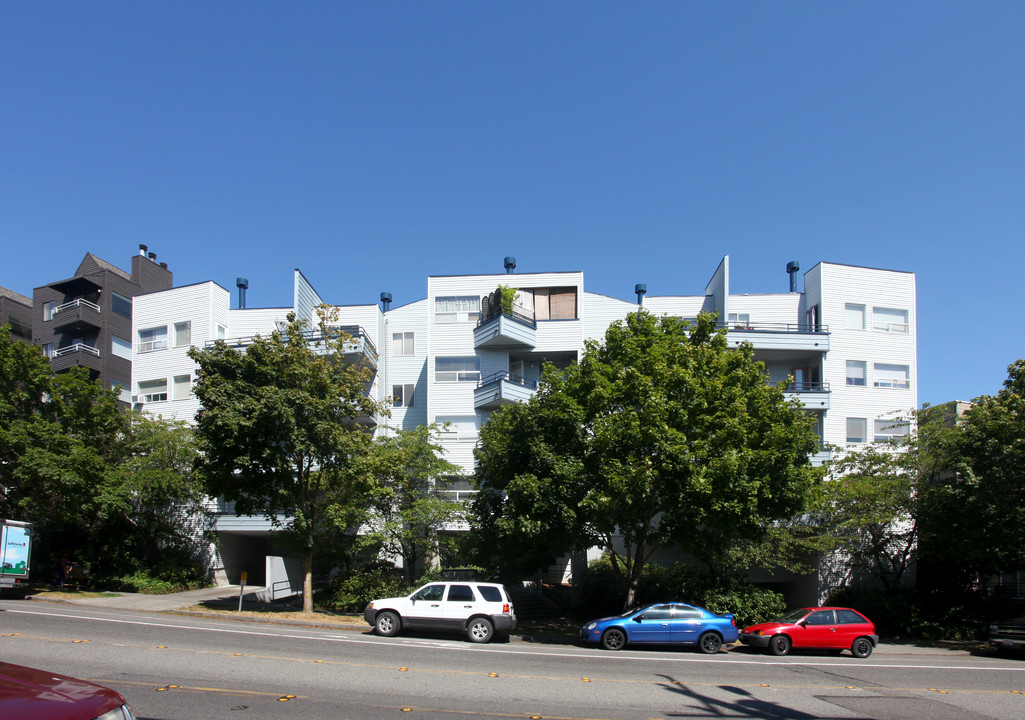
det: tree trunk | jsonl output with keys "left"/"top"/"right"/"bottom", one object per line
{"left": 303, "top": 548, "right": 313, "bottom": 614}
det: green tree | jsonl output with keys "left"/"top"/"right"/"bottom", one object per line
{"left": 473, "top": 311, "right": 820, "bottom": 608}
{"left": 189, "top": 310, "right": 383, "bottom": 612}
{"left": 815, "top": 433, "right": 918, "bottom": 592}
{"left": 370, "top": 424, "right": 465, "bottom": 583}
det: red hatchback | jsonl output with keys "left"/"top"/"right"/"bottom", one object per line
{"left": 0, "top": 662, "right": 134, "bottom": 719}
{"left": 739, "top": 607, "right": 878, "bottom": 658}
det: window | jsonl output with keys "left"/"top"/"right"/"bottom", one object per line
{"left": 837, "top": 609, "right": 868, "bottom": 624}
{"left": 874, "top": 363, "right": 910, "bottom": 389}
{"left": 111, "top": 335, "right": 132, "bottom": 360}
{"left": 533, "top": 287, "right": 578, "bottom": 320}
{"left": 41, "top": 343, "right": 55, "bottom": 359}
{"left": 807, "top": 610, "right": 835, "bottom": 625}
{"left": 413, "top": 584, "right": 445, "bottom": 601}
{"left": 805, "top": 304, "right": 820, "bottom": 331}
{"left": 478, "top": 586, "right": 503, "bottom": 603}
{"left": 846, "top": 417, "right": 867, "bottom": 444}
{"left": 845, "top": 303, "right": 865, "bottom": 330}
{"left": 845, "top": 360, "right": 867, "bottom": 386}
{"left": 728, "top": 312, "right": 751, "bottom": 328}
{"left": 43, "top": 301, "right": 57, "bottom": 321}
{"left": 174, "top": 321, "right": 192, "bottom": 347}
{"left": 138, "top": 326, "right": 168, "bottom": 352}
{"left": 447, "top": 585, "right": 475, "bottom": 602}
{"left": 435, "top": 296, "right": 480, "bottom": 323}
{"left": 873, "top": 307, "right": 908, "bottom": 333}
{"left": 392, "top": 383, "right": 415, "bottom": 408}
{"left": 435, "top": 356, "right": 480, "bottom": 382}
{"left": 392, "top": 332, "right": 414, "bottom": 356}
{"left": 874, "top": 419, "right": 910, "bottom": 442}
{"left": 217, "top": 324, "right": 226, "bottom": 339}
{"left": 111, "top": 292, "right": 132, "bottom": 318}
{"left": 111, "top": 381, "right": 132, "bottom": 404}
{"left": 173, "top": 374, "right": 192, "bottom": 401}
{"left": 138, "top": 378, "right": 168, "bottom": 403}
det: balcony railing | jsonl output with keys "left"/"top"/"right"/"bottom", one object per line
{"left": 874, "top": 379, "right": 911, "bottom": 389}
{"left": 476, "top": 371, "right": 537, "bottom": 391}
{"left": 786, "top": 381, "right": 830, "bottom": 393}
{"left": 719, "top": 322, "right": 829, "bottom": 333}
{"left": 438, "top": 489, "right": 479, "bottom": 503}
{"left": 478, "top": 289, "right": 537, "bottom": 329}
{"left": 55, "top": 342, "right": 100, "bottom": 358}
{"left": 207, "top": 326, "right": 378, "bottom": 362}
{"left": 55, "top": 298, "right": 101, "bottom": 314}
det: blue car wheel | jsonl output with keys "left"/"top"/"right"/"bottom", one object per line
{"left": 698, "top": 631, "right": 723, "bottom": 654}
{"left": 601, "top": 627, "right": 627, "bottom": 650}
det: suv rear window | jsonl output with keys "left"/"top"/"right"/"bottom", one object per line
{"left": 477, "top": 586, "right": 503, "bottom": 602}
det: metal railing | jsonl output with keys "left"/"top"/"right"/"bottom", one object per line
{"left": 55, "top": 298, "right": 101, "bottom": 314}
{"left": 785, "top": 381, "right": 830, "bottom": 393}
{"left": 206, "top": 326, "right": 378, "bottom": 361}
{"left": 719, "top": 322, "right": 829, "bottom": 333}
{"left": 438, "top": 489, "right": 479, "bottom": 503}
{"left": 477, "top": 306, "right": 537, "bottom": 330}
{"left": 55, "top": 342, "right": 100, "bottom": 357}
{"left": 476, "top": 371, "right": 537, "bottom": 390}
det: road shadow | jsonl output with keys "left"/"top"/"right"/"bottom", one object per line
{"left": 656, "top": 675, "right": 852, "bottom": 720}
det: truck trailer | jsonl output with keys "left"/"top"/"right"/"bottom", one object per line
{"left": 1, "top": 519, "right": 32, "bottom": 588}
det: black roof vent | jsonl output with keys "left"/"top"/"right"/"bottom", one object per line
{"left": 380, "top": 291, "right": 392, "bottom": 312}
{"left": 635, "top": 283, "right": 647, "bottom": 305}
{"left": 786, "top": 261, "right": 800, "bottom": 293}
{"left": 236, "top": 277, "right": 249, "bottom": 309}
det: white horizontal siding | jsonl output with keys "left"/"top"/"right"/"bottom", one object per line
{"left": 582, "top": 293, "right": 635, "bottom": 341}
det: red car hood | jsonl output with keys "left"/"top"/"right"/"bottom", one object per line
{"left": 0, "top": 662, "right": 124, "bottom": 720}
{"left": 741, "top": 621, "right": 788, "bottom": 634}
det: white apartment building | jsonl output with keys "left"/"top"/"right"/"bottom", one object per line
{"left": 132, "top": 256, "right": 916, "bottom": 597}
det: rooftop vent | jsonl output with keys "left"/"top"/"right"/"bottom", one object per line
{"left": 380, "top": 291, "right": 392, "bottom": 312}
{"left": 236, "top": 277, "right": 248, "bottom": 309}
{"left": 138, "top": 244, "right": 148, "bottom": 256}
{"left": 786, "top": 261, "right": 800, "bottom": 293}
{"left": 504, "top": 256, "right": 516, "bottom": 274}
{"left": 635, "top": 283, "right": 647, "bottom": 305}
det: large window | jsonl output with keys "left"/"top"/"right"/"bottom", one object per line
{"left": 111, "top": 292, "right": 132, "bottom": 318}
{"left": 845, "top": 303, "right": 865, "bottom": 330}
{"left": 435, "top": 296, "right": 480, "bottom": 323}
{"left": 874, "top": 363, "right": 910, "bottom": 389}
{"left": 392, "top": 332, "right": 414, "bottom": 356}
{"left": 111, "top": 381, "right": 131, "bottom": 404}
{"left": 111, "top": 335, "right": 132, "bottom": 360}
{"left": 138, "top": 326, "right": 168, "bottom": 352}
{"left": 728, "top": 312, "right": 751, "bottom": 328}
{"left": 873, "top": 307, "right": 909, "bottom": 333}
{"left": 172, "top": 375, "right": 192, "bottom": 401}
{"left": 533, "top": 287, "right": 577, "bottom": 320}
{"left": 845, "top": 360, "right": 867, "bottom": 386}
{"left": 392, "top": 383, "right": 415, "bottom": 408}
{"left": 435, "top": 356, "right": 480, "bottom": 382}
{"left": 41, "top": 343, "right": 55, "bottom": 359}
{"left": 874, "top": 418, "right": 910, "bottom": 442}
{"left": 138, "top": 378, "right": 168, "bottom": 403}
{"left": 174, "top": 321, "right": 192, "bottom": 347}
{"left": 43, "top": 301, "right": 57, "bottom": 321}
{"left": 846, "top": 417, "right": 867, "bottom": 444}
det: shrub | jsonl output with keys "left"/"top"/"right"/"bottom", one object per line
{"left": 699, "top": 582, "right": 786, "bottom": 628}
{"left": 323, "top": 563, "right": 407, "bottom": 613}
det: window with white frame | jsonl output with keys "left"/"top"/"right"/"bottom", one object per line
{"left": 873, "top": 307, "right": 909, "bottom": 333}
{"left": 137, "top": 326, "right": 168, "bottom": 352}
{"left": 138, "top": 378, "right": 168, "bottom": 403}
{"left": 216, "top": 324, "right": 226, "bottom": 339}
{"left": 41, "top": 343, "right": 55, "bottom": 359}
{"left": 435, "top": 356, "right": 480, "bottom": 382}
{"left": 392, "top": 332, "right": 414, "bottom": 356}
{"left": 845, "top": 303, "right": 866, "bottom": 330}
{"left": 435, "top": 296, "right": 480, "bottom": 323}
{"left": 874, "top": 363, "right": 910, "bottom": 389}
{"left": 436, "top": 415, "right": 479, "bottom": 439}
{"left": 111, "top": 292, "right": 132, "bottom": 318}
{"left": 845, "top": 360, "right": 867, "bottom": 386}
{"left": 874, "top": 418, "right": 910, "bottom": 442}
{"left": 728, "top": 312, "right": 751, "bottom": 328}
{"left": 172, "top": 374, "right": 192, "bottom": 400}
{"left": 846, "top": 417, "right": 868, "bottom": 444}
{"left": 392, "top": 383, "right": 415, "bottom": 408}
{"left": 111, "top": 335, "right": 132, "bottom": 360}
{"left": 43, "top": 301, "right": 57, "bottom": 321}
{"left": 174, "top": 321, "right": 192, "bottom": 347}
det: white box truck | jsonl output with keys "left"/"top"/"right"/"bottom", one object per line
{"left": 1, "top": 519, "right": 32, "bottom": 588}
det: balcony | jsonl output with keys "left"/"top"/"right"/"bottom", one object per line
{"left": 51, "top": 298, "right": 102, "bottom": 334}
{"left": 211, "top": 326, "right": 378, "bottom": 369}
{"left": 723, "top": 322, "right": 830, "bottom": 353}
{"left": 474, "top": 371, "right": 537, "bottom": 410}
{"left": 50, "top": 342, "right": 102, "bottom": 375}
{"left": 783, "top": 381, "right": 831, "bottom": 410}
{"left": 474, "top": 310, "right": 537, "bottom": 350}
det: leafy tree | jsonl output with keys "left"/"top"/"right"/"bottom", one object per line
{"left": 815, "top": 435, "right": 919, "bottom": 592}
{"left": 188, "top": 310, "right": 383, "bottom": 611}
{"left": 369, "top": 424, "right": 465, "bottom": 583}
{"left": 473, "top": 311, "right": 820, "bottom": 608}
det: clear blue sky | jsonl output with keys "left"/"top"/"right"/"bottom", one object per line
{"left": 3, "top": 2, "right": 1022, "bottom": 407}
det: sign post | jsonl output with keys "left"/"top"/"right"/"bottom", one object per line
{"left": 238, "top": 571, "right": 247, "bottom": 613}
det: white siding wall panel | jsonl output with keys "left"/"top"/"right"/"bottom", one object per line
{"left": 642, "top": 295, "right": 707, "bottom": 320}
{"left": 582, "top": 293, "right": 635, "bottom": 341}
{"left": 728, "top": 294, "right": 802, "bottom": 326}
{"left": 229, "top": 308, "right": 289, "bottom": 338}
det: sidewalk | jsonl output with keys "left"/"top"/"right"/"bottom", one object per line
{"left": 30, "top": 585, "right": 264, "bottom": 612}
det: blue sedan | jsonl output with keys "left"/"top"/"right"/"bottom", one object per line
{"left": 580, "top": 602, "right": 738, "bottom": 653}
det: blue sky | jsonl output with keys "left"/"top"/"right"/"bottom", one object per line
{"left": 3, "top": 2, "right": 1022, "bottom": 407}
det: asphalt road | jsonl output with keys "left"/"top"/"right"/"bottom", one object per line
{"left": 2, "top": 599, "right": 1024, "bottom": 720}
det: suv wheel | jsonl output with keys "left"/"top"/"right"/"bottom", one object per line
{"left": 467, "top": 617, "right": 494, "bottom": 643}
{"left": 375, "top": 611, "right": 400, "bottom": 637}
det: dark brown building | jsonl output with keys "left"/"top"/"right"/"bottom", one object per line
{"left": 32, "top": 247, "right": 173, "bottom": 400}
{"left": 0, "top": 286, "right": 33, "bottom": 343}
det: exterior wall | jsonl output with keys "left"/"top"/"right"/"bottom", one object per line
{"left": 0, "top": 288, "right": 33, "bottom": 342}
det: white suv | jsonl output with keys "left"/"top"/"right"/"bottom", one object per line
{"left": 364, "top": 581, "right": 517, "bottom": 643}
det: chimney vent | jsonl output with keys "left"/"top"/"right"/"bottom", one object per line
{"left": 148, "top": 252, "right": 157, "bottom": 262}
{"left": 504, "top": 256, "right": 516, "bottom": 274}
{"left": 139, "top": 244, "right": 148, "bottom": 256}
{"left": 786, "top": 261, "right": 800, "bottom": 293}
{"left": 159, "top": 262, "right": 167, "bottom": 269}
{"left": 635, "top": 283, "right": 647, "bottom": 305}
{"left": 236, "top": 277, "right": 249, "bottom": 309}
{"left": 380, "top": 291, "right": 392, "bottom": 312}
